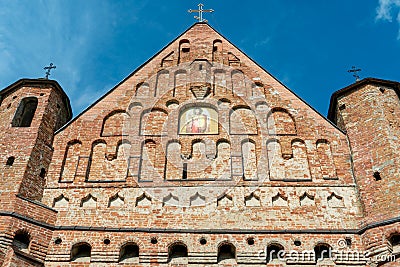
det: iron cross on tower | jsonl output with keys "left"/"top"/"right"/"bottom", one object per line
{"left": 44, "top": 63, "right": 56, "bottom": 79}
{"left": 188, "top": 3, "right": 214, "bottom": 23}
{"left": 348, "top": 66, "right": 362, "bottom": 82}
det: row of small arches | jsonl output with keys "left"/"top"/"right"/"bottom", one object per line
{"left": 134, "top": 66, "right": 256, "bottom": 98}
{"left": 60, "top": 136, "right": 336, "bottom": 182}
{"left": 52, "top": 191, "right": 346, "bottom": 209}
{"left": 100, "top": 105, "right": 297, "bottom": 137}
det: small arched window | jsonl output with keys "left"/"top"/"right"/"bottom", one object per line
{"left": 168, "top": 243, "right": 188, "bottom": 263}
{"left": 12, "top": 97, "right": 38, "bottom": 127}
{"left": 390, "top": 234, "right": 400, "bottom": 254}
{"left": 71, "top": 242, "right": 91, "bottom": 262}
{"left": 267, "top": 243, "right": 284, "bottom": 263}
{"left": 218, "top": 243, "right": 236, "bottom": 263}
{"left": 12, "top": 230, "right": 30, "bottom": 252}
{"left": 6, "top": 156, "right": 15, "bottom": 166}
{"left": 314, "top": 243, "right": 332, "bottom": 262}
{"left": 119, "top": 243, "right": 139, "bottom": 263}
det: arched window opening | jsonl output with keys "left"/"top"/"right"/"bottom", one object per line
{"left": 12, "top": 231, "right": 30, "bottom": 252}
{"left": 168, "top": 243, "right": 188, "bottom": 263}
{"left": 6, "top": 156, "right": 15, "bottom": 166}
{"left": 390, "top": 234, "right": 400, "bottom": 254}
{"left": 71, "top": 243, "right": 91, "bottom": 262}
{"left": 12, "top": 97, "right": 38, "bottom": 127}
{"left": 119, "top": 243, "right": 139, "bottom": 263}
{"left": 314, "top": 243, "right": 332, "bottom": 262}
{"left": 218, "top": 243, "right": 236, "bottom": 263}
{"left": 267, "top": 243, "right": 284, "bottom": 263}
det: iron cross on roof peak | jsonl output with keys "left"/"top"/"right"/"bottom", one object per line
{"left": 44, "top": 63, "right": 56, "bottom": 79}
{"left": 348, "top": 66, "right": 362, "bottom": 82}
{"left": 188, "top": 3, "right": 214, "bottom": 23}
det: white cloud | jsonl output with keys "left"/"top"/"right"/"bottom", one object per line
{"left": 376, "top": 0, "right": 400, "bottom": 38}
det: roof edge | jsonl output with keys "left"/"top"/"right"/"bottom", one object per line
{"left": 0, "top": 78, "right": 72, "bottom": 121}
{"left": 327, "top": 78, "right": 400, "bottom": 122}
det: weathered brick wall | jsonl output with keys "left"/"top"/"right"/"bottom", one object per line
{"left": 40, "top": 23, "right": 366, "bottom": 265}
{"left": 335, "top": 84, "right": 400, "bottom": 224}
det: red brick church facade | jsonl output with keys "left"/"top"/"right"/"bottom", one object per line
{"left": 0, "top": 23, "right": 399, "bottom": 266}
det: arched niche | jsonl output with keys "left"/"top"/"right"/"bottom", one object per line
{"left": 211, "top": 141, "right": 231, "bottom": 180}
{"left": 218, "top": 242, "right": 236, "bottom": 264}
{"left": 178, "top": 39, "right": 190, "bottom": 64}
{"left": 213, "top": 69, "right": 227, "bottom": 94}
{"left": 71, "top": 242, "right": 91, "bottom": 262}
{"left": 119, "top": 242, "right": 139, "bottom": 263}
{"left": 242, "top": 140, "right": 257, "bottom": 180}
{"left": 266, "top": 139, "right": 285, "bottom": 180}
{"left": 155, "top": 69, "right": 170, "bottom": 97}
{"left": 231, "top": 69, "right": 246, "bottom": 96}
{"left": 60, "top": 140, "right": 82, "bottom": 182}
{"left": 12, "top": 230, "right": 30, "bottom": 252}
{"left": 187, "top": 140, "right": 209, "bottom": 179}
{"left": 87, "top": 140, "right": 131, "bottom": 182}
{"left": 53, "top": 194, "right": 69, "bottom": 208}
{"left": 230, "top": 107, "right": 257, "bottom": 135}
{"left": 165, "top": 141, "right": 183, "bottom": 180}
{"left": 139, "top": 140, "right": 157, "bottom": 182}
{"left": 212, "top": 39, "right": 223, "bottom": 62}
{"left": 168, "top": 243, "right": 188, "bottom": 264}
{"left": 174, "top": 70, "right": 187, "bottom": 96}
{"left": 316, "top": 139, "right": 337, "bottom": 179}
{"left": 179, "top": 106, "right": 218, "bottom": 134}
{"left": 135, "top": 82, "right": 150, "bottom": 97}
{"left": 267, "top": 108, "right": 297, "bottom": 135}
{"left": 101, "top": 110, "right": 129, "bottom": 137}
{"left": 140, "top": 108, "right": 168, "bottom": 136}
{"left": 285, "top": 140, "right": 311, "bottom": 180}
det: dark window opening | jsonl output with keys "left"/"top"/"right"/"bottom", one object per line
{"left": 12, "top": 97, "right": 38, "bottom": 127}
{"left": 199, "top": 238, "right": 207, "bottom": 245}
{"left": 71, "top": 243, "right": 91, "bottom": 262}
{"left": 12, "top": 231, "right": 30, "bottom": 251}
{"left": 218, "top": 243, "right": 236, "bottom": 263}
{"left": 39, "top": 168, "right": 46, "bottom": 178}
{"left": 150, "top": 237, "right": 158, "bottom": 244}
{"left": 267, "top": 244, "right": 284, "bottom": 263}
{"left": 54, "top": 238, "right": 62, "bottom": 245}
{"left": 168, "top": 243, "right": 188, "bottom": 262}
{"left": 314, "top": 244, "right": 332, "bottom": 262}
{"left": 390, "top": 234, "right": 400, "bottom": 246}
{"left": 339, "top": 104, "right": 346, "bottom": 111}
{"left": 373, "top": 171, "right": 382, "bottom": 181}
{"left": 103, "top": 239, "right": 110, "bottom": 245}
{"left": 294, "top": 240, "right": 301, "bottom": 246}
{"left": 247, "top": 238, "right": 255, "bottom": 245}
{"left": 6, "top": 156, "right": 15, "bottom": 166}
{"left": 182, "top": 163, "right": 188, "bottom": 180}
{"left": 182, "top": 47, "right": 190, "bottom": 53}
{"left": 119, "top": 243, "right": 139, "bottom": 262}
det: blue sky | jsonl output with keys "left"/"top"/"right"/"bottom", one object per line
{"left": 0, "top": 0, "right": 399, "bottom": 116}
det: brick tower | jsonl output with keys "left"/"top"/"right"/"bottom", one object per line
{"left": 0, "top": 79, "right": 71, "bottom": 265}
{"left": 328, "top": 79, "right": 400, "bottom": 265}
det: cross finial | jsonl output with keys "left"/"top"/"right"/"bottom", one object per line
{"left": 188, "top": 3, "right": 214, "bottom": 23}
{"left": 347, "top": 66, "right": 362, "bottom": 82}
{"left": 44, "top": 63, "right": 56, "bottom": 79}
